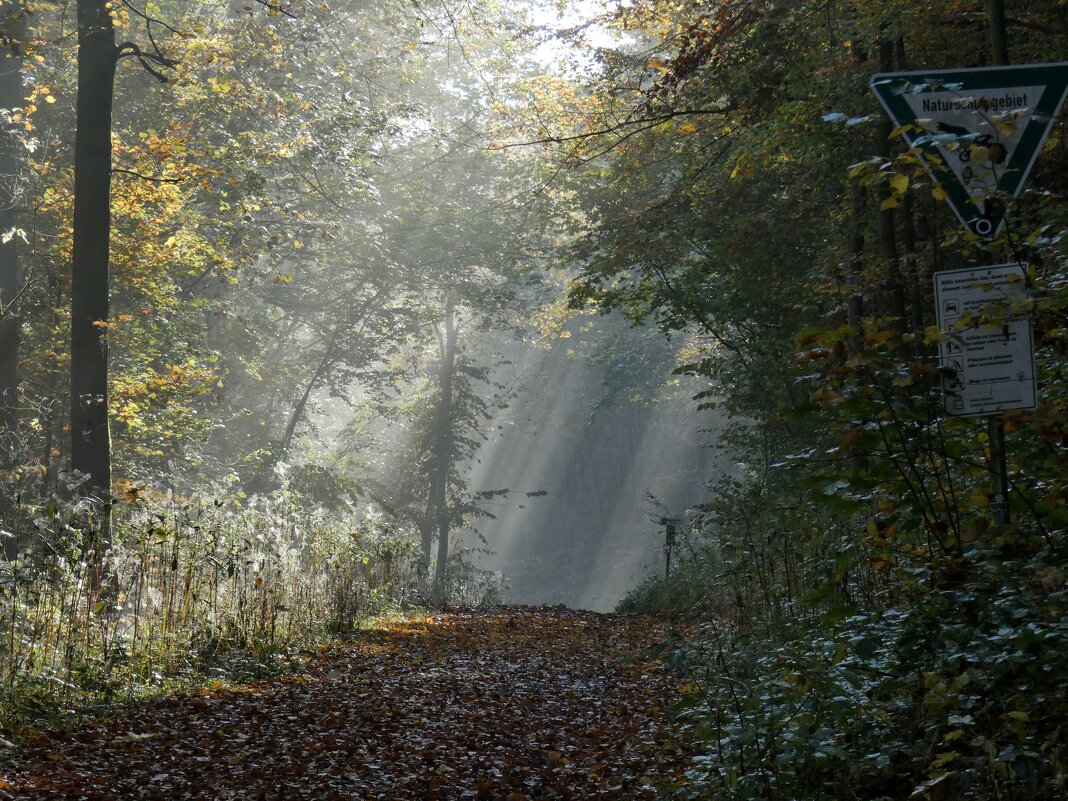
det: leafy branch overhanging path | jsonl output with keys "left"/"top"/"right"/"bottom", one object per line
{"left": 2, "top": 609, "right": 692, "bottom": 800}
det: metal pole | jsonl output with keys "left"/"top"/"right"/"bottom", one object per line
{"left": 664, "top": 546, "right": 671, "bottom": 581}
{"left": 988, "top": 416, "right": 1011, "bottom": 525}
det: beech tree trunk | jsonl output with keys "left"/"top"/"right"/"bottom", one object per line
{"left": 0, "top": 5, "right": 25, "bottom": 451}
{"left": 876, "top": 38, "right": 908, "bottom": 347}
{"left": 429, "top": 300, "right": 458, "bottom": 602}
{"left": 846, "top": 185, "right": 866, "bottom": 340}
{"left": 70, "top": 0, "right": 116, "bottom": 535}
{"left": 0, "top": 6, "right": 25, "bottom": 561}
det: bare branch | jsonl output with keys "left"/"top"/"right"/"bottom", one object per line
{"left": 0, "top": 274, "right": 38, "bottom": 318}
{"left": 115, "top": 41, "right": 178, "bottom": 83}
{"left": 119, "top": 0, "right": 186, "bottom": 38}
{"left": 111, "top": 167, "right": 185, "bottom": 184}
{"left": 253, "top": 0, "right": 299, "bottom": 19}
{"left": 489, "top": 107, "right": 733, "bottom": 151}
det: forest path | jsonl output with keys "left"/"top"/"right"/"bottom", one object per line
{"left": 2, "top": 608, "right": 692, "bottom": 800}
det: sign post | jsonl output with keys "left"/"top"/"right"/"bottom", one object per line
{"left": 933, "top": 263, "right": 1034, "bottom": 524}
{"left": 660, "top": 517, "right": 679, "bottom": 581}
{"left": 987, "top": 417, "right": 1010, "bottom": 524}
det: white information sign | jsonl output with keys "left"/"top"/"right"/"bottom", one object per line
{"left": 934, "top": 263, "right": 1036, "bottom": 417}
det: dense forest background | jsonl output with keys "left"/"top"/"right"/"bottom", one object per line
{"left": 1, "top": 0, "right": 1068, "bottom": 798}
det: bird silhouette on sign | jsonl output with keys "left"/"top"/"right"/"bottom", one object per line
{"left": 935, "top": 122, "right": 1008, "bottom": 164}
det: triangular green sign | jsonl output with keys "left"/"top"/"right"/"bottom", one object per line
{"left": 871, "top": 63, "right": 1068, "bottom": 237}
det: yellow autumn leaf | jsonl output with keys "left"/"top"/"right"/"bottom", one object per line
{"left": 870, "top": 554, "right": 892, "bottom": 570}
{"left": 932, "top": 184, "right": 948, "bottom": 201}
{"left": 731, "top": 155, "right": 754, "bottom": 179}
{"left": 890, "top": 173, "right": 909, "bottom": 194}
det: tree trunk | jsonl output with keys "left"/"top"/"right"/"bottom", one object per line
{"left": 430, "top": 300, "right": 458, "bottom": 602}
{"left": 876, "top": 39, "right": 908, "bottom": 347}
{"left": 0, "top": 5, "right": 25, "bottom": 561}
{"left": 895, "top": 39, "right": 927, "bottom": 345}
{"left": 247, "top": 337, "right": 339, "bottom": 494}
{"left": 418, "top": 520, "right": 434, "bottom": 580}
{"left": 70, "top": 0, "right": 116, "bottom": 539}
{"left": 845, "top": 46, "right": 867, "bottom": 354}
{"left": 846, "top": 185, "right": 866, "bottom": 343}
{"left": 0, "top": 4, "right": 25, "bottom": 455}
{"left": 40, "top": 271, "right": 64, "bottom": 497}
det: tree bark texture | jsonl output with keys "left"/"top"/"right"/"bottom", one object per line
{"left": 0, "top": 4, "right": 26, "bottom": 560}
{"left": 876, "top": 39, "right": 908, "bottom": 346}
{"left": 70, "top": 0, "right": 116, "bottom": 518}
{"left": 846, "top": 185, "right": 866, "bottom": 342}
{"left": 895, "top": 39, "right": 928, "bottom": 344}
{"left": 0, "top": 4, "right": 25, "bottom": 444}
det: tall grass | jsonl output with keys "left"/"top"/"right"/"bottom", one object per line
{"left": 0, "top": 491, "right": 471, "bottom": 734}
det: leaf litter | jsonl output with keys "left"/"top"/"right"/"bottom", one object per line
{"left": 1, "top": 608, "right": 693, "bottom": 800}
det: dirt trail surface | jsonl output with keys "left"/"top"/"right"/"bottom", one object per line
{"left": 1, "top": 608, "right": 691, "bottom": 800}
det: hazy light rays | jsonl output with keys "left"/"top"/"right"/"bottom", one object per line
{"left": 452, "top": 328, "right": 730, "bottom": 611}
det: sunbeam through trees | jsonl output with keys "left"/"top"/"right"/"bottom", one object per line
{"left": 1, "top": 1, "right": 1068, "bottom": 798}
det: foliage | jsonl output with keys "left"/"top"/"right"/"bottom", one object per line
{"left": 660, "top": 542, "right": 1068, "bottom": 801}
{"left": 4, "top": 0, "right": 1068, "bottom": 794}
{"left": 0, "top": 0, "right": 565, "bottom": 627}
{"left": 573, "top": 0, "right": 1068, "bottom": 798}
{"left": 0, "top": 488, "right": 428, "bottom": 734}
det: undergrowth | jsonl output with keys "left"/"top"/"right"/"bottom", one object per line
{"left": 622, "top": 297, "right": 1068, "bottom": 800}
{"left": 0, "top": 489, "right": 505, "bottom": 738}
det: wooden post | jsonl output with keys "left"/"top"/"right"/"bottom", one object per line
{"left": 987, "top": 416, "right": 1011, "bottom": 525}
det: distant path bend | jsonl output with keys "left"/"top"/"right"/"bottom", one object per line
{"left": 3, "top": 608, "right": 692, "bottom": 800}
